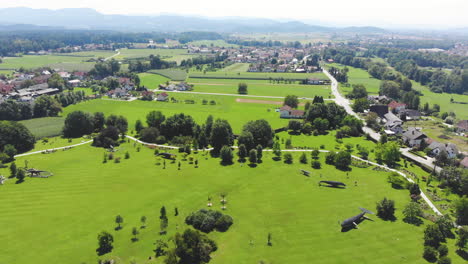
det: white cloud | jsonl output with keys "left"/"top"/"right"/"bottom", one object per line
{"left": 2, "top": 0, "right": 468, "bottom": 28}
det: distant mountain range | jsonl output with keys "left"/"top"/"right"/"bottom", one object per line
{"left": 0, "top": 7, "right": 387, "bottom": 34}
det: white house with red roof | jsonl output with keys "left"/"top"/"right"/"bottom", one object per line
{"left": 388, "top": 101, "right": 406, "bottom": 113}
{"left": 280, "top": 105, "right": 305, "bottom": 119}
{"left": 156, "top": 92, "right": 169, "bottom": 101}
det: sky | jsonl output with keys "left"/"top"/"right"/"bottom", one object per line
{"left": 2, "top": 0, "right": 468, "bottom": 28}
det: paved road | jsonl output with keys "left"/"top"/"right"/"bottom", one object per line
{"left": 162, "top": 90, "right": 334, "bottom": 101}
{"left": 14, "top": 140, "right": 93, "bottom": 158}
{"left": 104, "top": 50, "right": 121, "bottom": 61}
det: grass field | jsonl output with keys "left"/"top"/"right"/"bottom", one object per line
{"left": 325, "top": 63, "right": 381, "bottom": 95}
{"left": 116, "top": 48, "right": 189, "bottom": 60}
{"left": 0, "top": 55, "right": 98, "bottom": 71}
{"left": 19, "top": 117, "right": 65, "bottom": 139}
{"left": 219, "top": 63, "right": 250, "bottom": 72}
{"left": 147, "top": 69, "right": 188, "bottom": 81}
{"left": 2, "top": 140, "right": 462, "bottom": 264}
{"left": 187, "top": 78, "right": 333, "bottom": 98}
{"left": 187, "top": 40, "right": 239, "bottom": 47}
{"left": 189, "top": 71, "right": 327, "bottom": 80}
{"left": 138, "top": 73, "right": 170, "bottom": 88}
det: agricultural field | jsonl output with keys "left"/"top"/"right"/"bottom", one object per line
{"left": 189, "top": 71, "right": 327, "bottom": 80}
{"left": 186, "top": 78, "right": 333, "bottom": 98}
{"left": 219, "top": 63, "right": 250, "bottom": 72}
{"left": 2, "top": 140, "right": 462, "bottom": 264}
{"left": 325, "top": 63, "right": 381, "bottom": 95}
{"left": 19, "top": 117, "right": 65, "bottom": 139}
{"left": 146, "top": 69, "right": 188, "bottom": 81}
{"left": 138, "top": 73, "right": 170, "bottom": 89}
{"left": 116, "top": 48, "right": 189, "bottom": 60}
{"left": 187, "top": 40, "right": 238, "bottom": 47}
{"left": 0, "top": 55, "right": 98, "bottom": 71}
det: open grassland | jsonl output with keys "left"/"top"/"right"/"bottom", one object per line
{"left": 0, "top": 55, "right": 98, "bottom": 71}
{"left": 189, "top": 71, "right": 327, "bottom": 80}
{"left": 63, "top": 94, "right": 290, "bottom": 133}
{"left": 326, "top": 63, "right": 381, "bottom": 95}
{"left": 2, "top": 141, "right": 461, "bottom": 264}
{"left": 187, "top": 40, "right": 239, "bottom": 47}
{"left": 411, "top": 81, "right": 468, "bottom": 120}
{"left": 138, "top": 73, "right": 170, "bottom": 88}
{"left": 187, "top": 78, "right": 333, "bottom": 98}
{"left": 74, "top": 87, "right": 95, "bottom": 96}
{"left": 116, "top": 48, "right": 189, "bottom": 60}
{"left": 219, "top": 63, "right": 250, "bottom": 72}
{"left": 19, "top": 117, "right": 65, "bottom": 139}
{"left": 147, "top": 69, "right": 188, "bottom": 81}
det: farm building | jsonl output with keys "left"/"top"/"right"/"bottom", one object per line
{"left": 279, "top": 105, "right": 305, "bottom": 119}
{"left": 427, "top": 141, "right": 459, "bottom": 158}
{"left": 156, "top": 92, "right": 169, "bottom": 101}
{"left": 402, "top": 127, "right": 427, "bottom": 148}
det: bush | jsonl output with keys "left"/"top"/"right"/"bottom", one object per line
{"left": 325, "top": 151, "right": 336, "bottom": 165}
{"left": 423, "top": 246, "right": 438, "bottom": 262}
{"left": 311, "top": 160, "right": 321, "bottom": 169}
{"left": 437, "top": 256, "right": 451, "bottom": 264}
{"left": 283, "top": 153, "right": 293, "bottom": 164}
{"left": 185, "top": 209, "right": 233, "bottom": 233}
{"left": 376, "top": 197, "right": 395, "bottom": 220}
{"left": 437, "top": 244, "right": 448, "bottom": 257}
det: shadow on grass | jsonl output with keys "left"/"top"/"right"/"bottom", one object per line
{"left": 248, "top": 163, "right": 257, "bottom": 168}
{"left": 131, "top": 237, "right": 139, "bottom": 242}
{"left": 219, "top": 161, "right": 233, "bottom": 166}
{"left": 114, "top": 226, "right": 122, "bottom": 231}
{"left": 456, "top": 249, "right": 468, "bottom": 261}
{"left": 272, "top": 157, "right": 281, "bottom": 161}
{"left": 377, "top": 215, "right": 397, "bottom": 222}
{"left": 96, "top": 246, "right": 113, "bottom": 256}
{"left": 403, "top": 217, "right": 423, "bottom": 226}
{"left": 15, "top": 179, "right": 24, "bottom": 184}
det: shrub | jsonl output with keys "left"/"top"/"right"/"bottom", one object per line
{"left": 185, "top": 209, "right": 233, "bottom": 233}
{"left": 437, "top": 256, "right": 451, "bottom": 264}
{"left": 376, "top": 197, "right": 395, "bottom": 220}
{"left": 283, "top": 153, "right": 293, "bottom": 164}
{"left": 437, "top": 244, "right": 448, "bottom": 257}
{"left": 311, "top": 160, "right": 321, "bottom": 169}
{"left": 325, "top": 152, "right": 336, "bottom": 165}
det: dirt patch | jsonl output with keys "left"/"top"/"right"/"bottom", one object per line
{"left": 236, "top": 98, "right": 305, "bottom": 106}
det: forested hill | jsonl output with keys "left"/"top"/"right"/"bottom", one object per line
{"left": 0, "top": 7, "right": 386, "bottom": 34}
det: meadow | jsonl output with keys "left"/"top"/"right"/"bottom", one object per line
{"left": 116, "top": 48, "right": 190, "bottom": 60}
{"left": 0, "top": 55, "right": 98, "bottom": 71}
{"left": 219, "top": 63, "right": 250, "bottom": 72}
{"left": 2, "top": 140, "right": 462, "bottom": 264}
{"left": 19, "top": 117, "right": 65, "bottom": 139}
{"left": 325, "top": 63, "right": 381, "bottom": 95}
{"left": 138, "top": 73, "right": 170, "bottom": 88}
{"left": 189, "top": 71, "right": 327, "bottom": 80}
{"left": 147, "top": 69, "right": 188, "bottom": 81}
{"left": 187, "top": 40, "right": 239, "bottom": 47}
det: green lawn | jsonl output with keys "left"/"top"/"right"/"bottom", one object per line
{"left": 74, "top": 87, "right": 95, "bottom": 96}
{"left": 412, "top": 81, "right": 468, "bottom": 120}
{"left": 139, "top": 73, "right": 170, "bottom": 89}
{"left": 187, "top": 78, "right": 333, "bottom": 98}
{"left": 147, "top": 69, "right": 188, "bottom": 81}
{"left": 19, "top": 117, "right": 65, "bottom": 139}
{"left": 0, "top": 54, "right": 102, "bottom": 71}
{"left": 63, "top": 94, "right": 291, "bottom": 133}
{"left": 2, "top": 140, "right": 460, "bottom": 264}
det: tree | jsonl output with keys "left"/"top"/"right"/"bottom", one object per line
{"left": 96, "top": 231, "right": 114, "bottom": 255}
{"left": 283, "top": 153, "right": 293, "bottom": 164}
{"left": 288, "top": 120, "right": 302, "bottom": 133}
{"left": 140, "top": 127, "right": 160, "bottom": 143}
{"left": 238, "top": 131, "right": 255, "bottom": 150}
{"left": 348, "top": 84, "right": 368, "bottom": 99}
{"left": 242, "top": 120, "right": 274, "bottom": 148}
{"left": 387, "top": 172, "right": 405, "bottom": 189}
{"left": 376, "top": 197, "right": 396, "bottom": 220}
{"left": 238, "top": 83, "right": 248, "bottom": 94}
{"left": 154, "top": 239, "right": 168, "bottom": 257}
{"left": 325, "top": 151, "right": 336, "bottom": 165}
{"left": 256, "top": 144, "right": 263, "bottom": 161}
{"left": 272, "top": 141, "right": 281, "bottom": 158}
{"left": 249, "top": 149, "right": 257, "bottom": 164}
{"left": 437, "top": 256, "right": 451, "bottom": 264}
{"left": 0, "top": 121, "right": 35, "bottom": 153}
{"left": 334, "top": 151, "right": 351, "bottom": 170}
{"left": 238, "top": 144, "right": 247, "bottom": 160}
{"left": 380, "top": 80, "right": 400, "bottom": 99}
{"left": 210, "top": 119, "right": 234, "bottom": 152}
{"left": 16, "top": 168, "right": 25, "bottom": 183}
{"left": 3, "top": 144, "right": 17, "bottom": 161}
{"left": 220, "top": 146, "right": 233, "bottom": 164}
{"left": 135, "top": 119, "right": 144, "bottom": 133}
{"left": 436, "top": 150, "right": 449, "bottom": 166}
{"left": 456, "top": 226, "right": 468, "bottom": 250}
{"left": 47, "top": 73, "right": 65, "bottom": 91}
{"left": 106, "top": 115, "right": 128, "bottom": 134}
{"left": 454, "top": 197, "right": 468, "bottom": 225}
{"left": 424, "top": 224, "right": 445, "bottom": 247}
{"left": 33, "top": 95, "right": 62, "bottom": 117}
{"left": 313, "top": 118, "right": 329, "bottom": 133}
{"left": 140, "top": 216, "right": 147, "bottom": 228}
{"left": 375, "top": 142, "right": 400, "bottom": 166}
{"left": 438, "top": 244, "right": 448, "bottom": 257}
{"left": 9, "top": 162, "right": 17, "bottom": 178}
{"left": 403, "top": 201, "right": 422, "bottom": 225}
{"left": 284, "top": 95, "right": 299, "bottom": 108}
{"left": 352, "top": 98, "right": 369, "bottom": 113}
{"left": 312, "top": 160, "right": 321, "bottom": 169}
{"left": 311, "top": 149, "right": 319, "bottom": 159}
{"left": 299, "top": 152, "right": 308, "bottom": 164}
{"left": 146, "top": 110, "right": 165, "bottom": 128}
{"left": 62, "top": 111, "right": 94, "bottom": 138}
{"left": 93, "top": 112, "right": 105, "bottom": 132}
{"left": 409, "top": 183, "right": 421, "bottom": 196}
{"left": 173, "top": 229, "right": 217, "bottom": 264}
{"left": 115, "top": 215, "right": 124, "bottom": 230}
{"left": 423, "top": 246, "right": 438, "bottom": 262}
{"left": 132, "top": 227, "right": 139, "bottom": 241}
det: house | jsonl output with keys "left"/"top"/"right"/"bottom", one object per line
{"left": 399, "top": 109, "right": 422, "bottom": 121}
{"left": 57, "top": 71, "right": 71, "bottom": 79}
{"left": 109, "top": 88, "right": 128, "bottom": 98}
{"left": 388, "top": 101, "right": 406, "bottom": 113}
{"left": 456, "top": 120, "right": 468, "bottom": 133}
{"left": 73, "top": 71, "right": 87, "bottom": 80}
{"left": 402, "top": 127, "right": 427, "bottom": 148}
{"left": 276, "top": 64, "right": 288, "bottom": 72}
{"left": 307, "top": 77, "right": 323, "bottom": 85}
{"left": 460, "top": 157, "right": 468, "bottom": 169}
{"left": 248, "top": 67, "right": 259, "bottom": 72}
{"left": 156, "top": 92, "right": 169, "bottom": 101}
{"left": 428, "top": 142, "right": 459, "bottom": 158}
{"left": 368, "top": 95, "right": 390, "bottom": 104}
{"left": 384, "top": 112, "right": 403, "bottom": 134}
{"left": 369, "top": 104, "right": 389, "bottom": 118}
{"left": 279, "top": 105, "right": 305, "bottom": 119}
{"left": 67, "top": 79, "right": 81, "bottom": 87}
